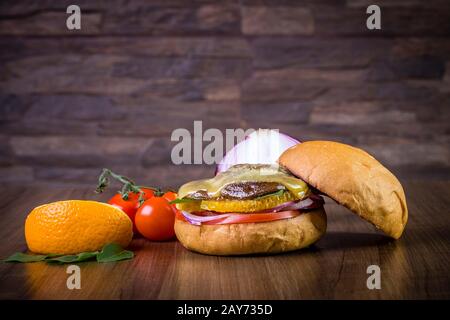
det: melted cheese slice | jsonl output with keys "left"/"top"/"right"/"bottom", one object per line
{"left": 178, "top": 164, "right": 309, "bottom": 199}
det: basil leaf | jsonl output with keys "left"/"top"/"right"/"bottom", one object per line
{"left": 3, "top": 252, "right": 49, "bottom": 263}
{"left": 46, "top": 252, "right": 98, "bottom": 264}
{"left": 3, "top": 243, "right": 133, "bottom": 264}
{"left": 255, "top": 189, "right": 284, "bottom": 200}
{"left": 169, "top": 198, "right": 196, "bottom": 204}
{"left": 96, "top": 243, "right": 134, "bottom": 263}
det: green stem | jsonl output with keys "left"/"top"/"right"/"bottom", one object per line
{"left": 95, "top": 169, "right": 147, "bottom": 205}
{"left": 95, "top": 169, "right": 170, "bottom": 205}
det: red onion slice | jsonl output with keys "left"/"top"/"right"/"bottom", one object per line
{"left": 260, "top": 196, "right": 324, "bottom": 213}
{"left": 180, "top": 195, "right": 324, "bottom": 225}
{"left": 180, "top": 211, "right": 232, "bottom": 225}
{"left": 282, "top": 196, "right": 324, "bottom": 211}
{"left": 259, "top": 201, "right": 297, "bottom": 213}
{"left": 216, "top": 129, "right": 300, "bottom": 174}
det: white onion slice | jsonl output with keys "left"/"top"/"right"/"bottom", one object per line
{"left": 216, "top": 129, "right": 300, "bottom": 174}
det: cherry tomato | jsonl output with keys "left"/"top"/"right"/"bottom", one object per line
{"left": 108, "top": 188, "right": 155, "bottom": 233}
{"left": 161, "top": 191, "right": 180, "bottom": 214}
{"left": 162, "top": 191, "right": 177, "bottom": 202}
{"left": 135, "top": 197, "right": 176, "bottom": 241}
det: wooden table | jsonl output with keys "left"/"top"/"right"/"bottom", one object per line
{"left": 0, "top": 182, "right": 449, "bottom": 300}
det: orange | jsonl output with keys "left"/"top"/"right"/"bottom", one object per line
{"left": 25, "top": 200, "right": 133, "bottom": 255}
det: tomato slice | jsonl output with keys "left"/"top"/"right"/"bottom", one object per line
{"left": 176, "top": 210, "right": 300, "bottom": 225}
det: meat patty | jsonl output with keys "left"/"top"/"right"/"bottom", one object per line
{"left": 188, "top": 182, "right": 284, "bottom": 200}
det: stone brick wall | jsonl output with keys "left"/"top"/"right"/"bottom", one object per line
{"left": 0, "top": 0, "right": 449, "bottom": 188}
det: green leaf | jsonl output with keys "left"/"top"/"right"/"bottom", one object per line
{"left": 3, "top": 252, "right": 49, "bottom": 263}
{"left": 254, "top": 189, "right": 284, "bottom": 200}
{"left": 96, "top": 243, "right": 134, "bottom": 263}
{"left": 2, "top": 243, "right": 133, "bottom": 264}
{"left": 46, "top": 252, "right": 98, "bottom": 264}
{"left": 169, "top": 198, "right": 196, "bottom": 204}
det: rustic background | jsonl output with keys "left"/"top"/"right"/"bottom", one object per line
{"left": 0, "top": 0, "right": 449, "bottom": 189}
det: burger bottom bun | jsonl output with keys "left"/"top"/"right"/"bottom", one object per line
{"left": 175, "top": 208, "right": 327, "bottom": 256}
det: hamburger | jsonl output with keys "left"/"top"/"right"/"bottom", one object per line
{"left": 174, "top": 140, "right": 408, "bottom": 256}
{"left": 175, "top": 163, "right": 326, "bottom": 255}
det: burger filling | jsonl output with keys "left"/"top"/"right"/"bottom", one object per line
{"left": 189, "top": 181, "right": 283, "bottom": 200}
{"left": 175, "top": 164, "right": 323, "bottom": 225}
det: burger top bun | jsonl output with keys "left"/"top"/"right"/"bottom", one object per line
{"left": 279, "top": 141, "right": 407, "bottom": 239}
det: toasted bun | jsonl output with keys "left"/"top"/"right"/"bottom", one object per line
{"left": 279, "top": 141, "right": 407, "bottom": 239}
{"left": 175, "top": 208, "right": 327, "bottom": 255}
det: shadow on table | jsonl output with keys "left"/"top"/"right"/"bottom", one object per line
{"left": 175, "top": 231, "right": 395, "bottom": 259}
{"left": 315, "top": 231, "right": 393, "bottom": 251}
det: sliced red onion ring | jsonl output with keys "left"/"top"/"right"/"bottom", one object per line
{"left": 282, "top": 196, "right": 324, "bottom": 211}
{"left": 180, "top": 210, "right": 232, "bottom": 225}
{"left": 308, "top": 192, "right": 324, "bottom": 201}
{"left": 180, "top": 195, "right": 324, "bottom": 225}
{"left": 259, "top": 201, "right": 297, "bottom": 213}
{"left": 260, "top": 196, "right": 324, "bottom": 213}
{"left": 216, "top": 129, "right": 300, "bottom": 174}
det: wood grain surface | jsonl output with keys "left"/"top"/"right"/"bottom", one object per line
{"left": 0, "top": 181, "right": 449, "bottom": 300}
